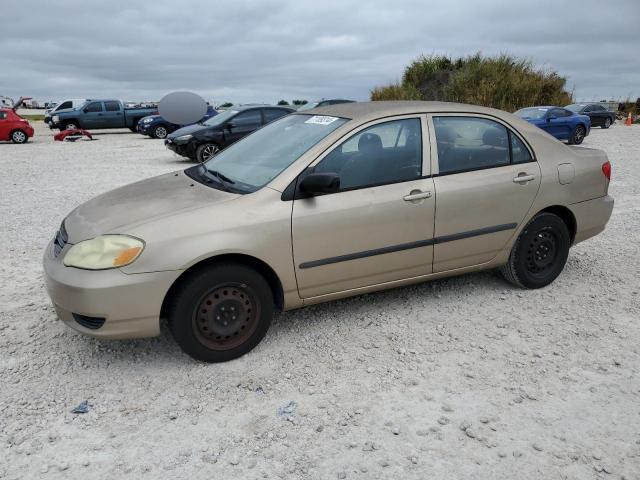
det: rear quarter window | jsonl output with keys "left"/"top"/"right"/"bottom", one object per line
{"left": 0, "top": 111, "right": 7, "bottom": 120}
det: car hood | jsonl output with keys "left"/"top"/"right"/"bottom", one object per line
{"left": 167, "top": 123, "right": 210, "bottom": 139}
{"left": 63, "top": 170, "right": 237, "bottom": 242}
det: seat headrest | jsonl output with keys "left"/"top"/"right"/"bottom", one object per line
{"left": 435, "top": 126, "right": 455, "bottom": 144}
{"left": 482, "top": 127, "right": 507, "bottom": 147}
{"left": 358, "top": 133, "right": 383, "bottom": 153}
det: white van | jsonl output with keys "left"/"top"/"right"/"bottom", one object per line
{"left": 44, "top": 99, "right": 89, "bottom": 124}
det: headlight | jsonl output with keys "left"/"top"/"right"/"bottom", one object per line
{"left": 63, "top": 235, "right": 144, "bottom": 270}
{"left": 52, "top": 115, "right": 59, "bottom": 122}
{"left": 143, "top": 118, "right": 153, "bottom": 123}
{"left": 175, "top": 134, "right": 193, "bottom": 142}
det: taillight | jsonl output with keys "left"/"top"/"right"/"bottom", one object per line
{"left": 602, "top": 161, "right": 611, "bottom": 180}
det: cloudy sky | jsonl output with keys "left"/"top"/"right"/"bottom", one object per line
{"left": 2, "top": 0, "right": 638, "bottom": 105}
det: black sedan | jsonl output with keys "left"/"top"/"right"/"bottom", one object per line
{"left": 565, "top": 103, "right": 615, "bottom": 129}
{"left": 165, "top": 105, "right": 294, "bottom": 162}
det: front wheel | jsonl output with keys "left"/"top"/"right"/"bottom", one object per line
{"left": 62, "top": 122, "right": 78, "bottom": 131}
{"left": 602, "top": 117, "right": 611, "bottom": 129}
{"left": 11, "top": 130, "right": 28, "bottom": 144}
{"left": 569, "top": 125, "right": 586, "bottom": 145}
{"left": 168, "top": 263, "right": 274, "bottom": 362}
{"left": 153, "top": 125, "right": 168, "bottom": 139}
{"left": 500, "top": 212, "right": 570, "bottom": 289}
{"left": 196, "top": 143, "right": 220, "bottom": 163}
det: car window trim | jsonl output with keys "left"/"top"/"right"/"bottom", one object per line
{"left": 427, "top": 113, "right": 536, "bottom": 177}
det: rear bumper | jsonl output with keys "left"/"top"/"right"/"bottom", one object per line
{"left": 570, "top": 195, "right": 614, "bottom": 244}
{"left": 43, "top": 239, "right": 182, "bottom": 339}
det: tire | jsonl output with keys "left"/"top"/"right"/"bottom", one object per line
{"left": 167, "top": 263, "right": 274, "bottom": 362}
{"left": 500, "top": 212, "right": 570, "bottom": 289}
{"left": 568, "top": 125, "right": 586, "bottom": 145}
{"left": 195, "top": 143, "right": 220, "bottom": 163}
{"left": 153, "top": 125, "right": 168, "bottom": 139}
{"left": 10, "top": 130, "right": 28, "bottom": 144}
{"left": 63, "top": 121, "right": 78, "bottom": 131}
{"left": 602, "top": 117, "right": 611, "bottom": 129}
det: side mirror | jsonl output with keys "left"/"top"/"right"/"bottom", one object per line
{"left": 299, "top": 173, "right": 340, "bottom": 196}
{"left": 546, "top": 115, "right": 556, "bottom": 122}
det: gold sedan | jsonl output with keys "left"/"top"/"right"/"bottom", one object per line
{"left": 44, "top": 102, "right": 614, "bottom": 362}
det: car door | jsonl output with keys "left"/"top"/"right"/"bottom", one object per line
{"left": 591, "top": 105, "right": 607, "bottom": 126}
{"left": 544, "top": 108, "right": 572, "bottom": 139}
{"left": 430, "top": 115, "right": 541, "bottom": 272}
{"left": 103, "top": 101, "right": 124, "bottom": 128}
{"left": 81, "top": 101, "right": 104, "bottom": 128}
{"left": 224, "top": 109, "right": 262, "bottom": 145}
{"left": 291, "top": 116, "right": 435, "bottom": 299}
{"left": 0, "top": 111, "right": 9, "bottom": 140}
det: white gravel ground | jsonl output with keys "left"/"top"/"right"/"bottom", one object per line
{"left": 1, "top": 122, "right": 639, "bottom": 479}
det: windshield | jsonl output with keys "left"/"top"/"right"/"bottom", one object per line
{"left": 515, "top": 107, "right": 548, "bottom": 120}
{"left": 565, "top": 104, "right": 585, "bottom": 113}
{"left": 297, "top": 102, "right": 319, "bottom": 111}
{"left": 203, "top": 109, "right": 238, "bottom": 126}
{"left": 201, "top": 114, "right": 348, "bottom": 193}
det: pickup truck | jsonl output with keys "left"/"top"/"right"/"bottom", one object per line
{"left": 49, "top": 99, "right": 157, "bottom": 132}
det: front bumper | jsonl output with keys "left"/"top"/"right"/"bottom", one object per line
{"left": 569, "top": 195, "right": 614, "bottom": 244}
{"left": 137, "top": 122, "right": 153, "bottom": 136}
{"left": 165, "top": 138, "right": 196, "bottom": 158}
{"left": 43, "top": 239, "right": 182, "bottom": 339}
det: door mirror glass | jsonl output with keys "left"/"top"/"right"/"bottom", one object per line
{"left": 299, "top": 173, "right": 340, "bottom": 195}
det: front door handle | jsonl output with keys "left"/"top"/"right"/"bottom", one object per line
{"left": 403, "top": 190, "right": 432, "bottom": 201}
{"left": 513, "top": 173, "right": 536, "bottom": 184}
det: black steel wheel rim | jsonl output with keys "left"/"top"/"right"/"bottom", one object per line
{"left": 525, "top": 228, "right": 559, "bottom": 276}
{"left": 192, "top": 283, "right": 260, "bottom": 350}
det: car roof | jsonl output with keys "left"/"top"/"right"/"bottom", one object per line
{"left": 231, "top": 105, "right": 294, "bottom": 111}
{"left": 294, "top": 101, "right": 534, "bottom": 122}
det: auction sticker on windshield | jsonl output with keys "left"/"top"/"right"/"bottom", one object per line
{"left": 305, "top": 115, "right": 340, "bottom": 125}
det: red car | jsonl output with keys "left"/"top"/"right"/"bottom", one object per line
{"left": 0, "top": 108, "right": 34, "bottom": 143}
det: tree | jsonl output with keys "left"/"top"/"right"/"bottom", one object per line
{"left": 371, "top": 53, "right": 573, "bottom": 112}
{"left": 220, "top": 102, "right": 234, "bottom": 108}
{"left": 292, "top": 99, "right": 308, "bottom": 106}
{"left": 277, "top": 100, "right": 289, "bottom": 105}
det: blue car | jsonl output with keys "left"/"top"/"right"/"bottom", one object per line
{"left": 137, "top": 106, "right": 218, "bottom": 139}
{"left": 515, "top": 106, "right": 590, "bottom": 145}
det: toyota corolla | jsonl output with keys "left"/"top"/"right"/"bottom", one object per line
{"left": 44, "top": 102, "right": 613, "bottom": 362}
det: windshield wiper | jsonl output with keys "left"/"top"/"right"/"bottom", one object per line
{"left": 198, "top": 165, "right": 235, "bottom": 192}
{"left": 208, "top": 169, "right": 235, "bottom": 184}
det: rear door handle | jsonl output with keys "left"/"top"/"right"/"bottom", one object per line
{"left": 403, "top": 190, "right": 432, "bottom": 201}
{"left": 513, "top": 174, "right": 535, "bottom": 184}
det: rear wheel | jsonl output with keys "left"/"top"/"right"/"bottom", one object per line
{"left": 153, "top": 125, "right": 168, "bottom": 139}
{"left": 500, "top": 212, "right": 570, "bottom": 289}
{"left": 603, "top": 117, "right": 611, "bottom": 129}
{"left": 11, "top": 130, "right": 28, "bottom": 144}
{"left": 568, "top": 125, "right": 586, "bottom": 145}
{"left": 168, "top": 263, "right": 274, "bottom": 362}
{"left": 196, "top": 143, "right": 220, "bottom": 163}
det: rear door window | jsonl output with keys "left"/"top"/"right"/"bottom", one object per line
{"left": 104, "top": 101, "right": 121, "bottom": 112}
{"left": 433, "top": 117, "right": 510, "bottom": 174}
